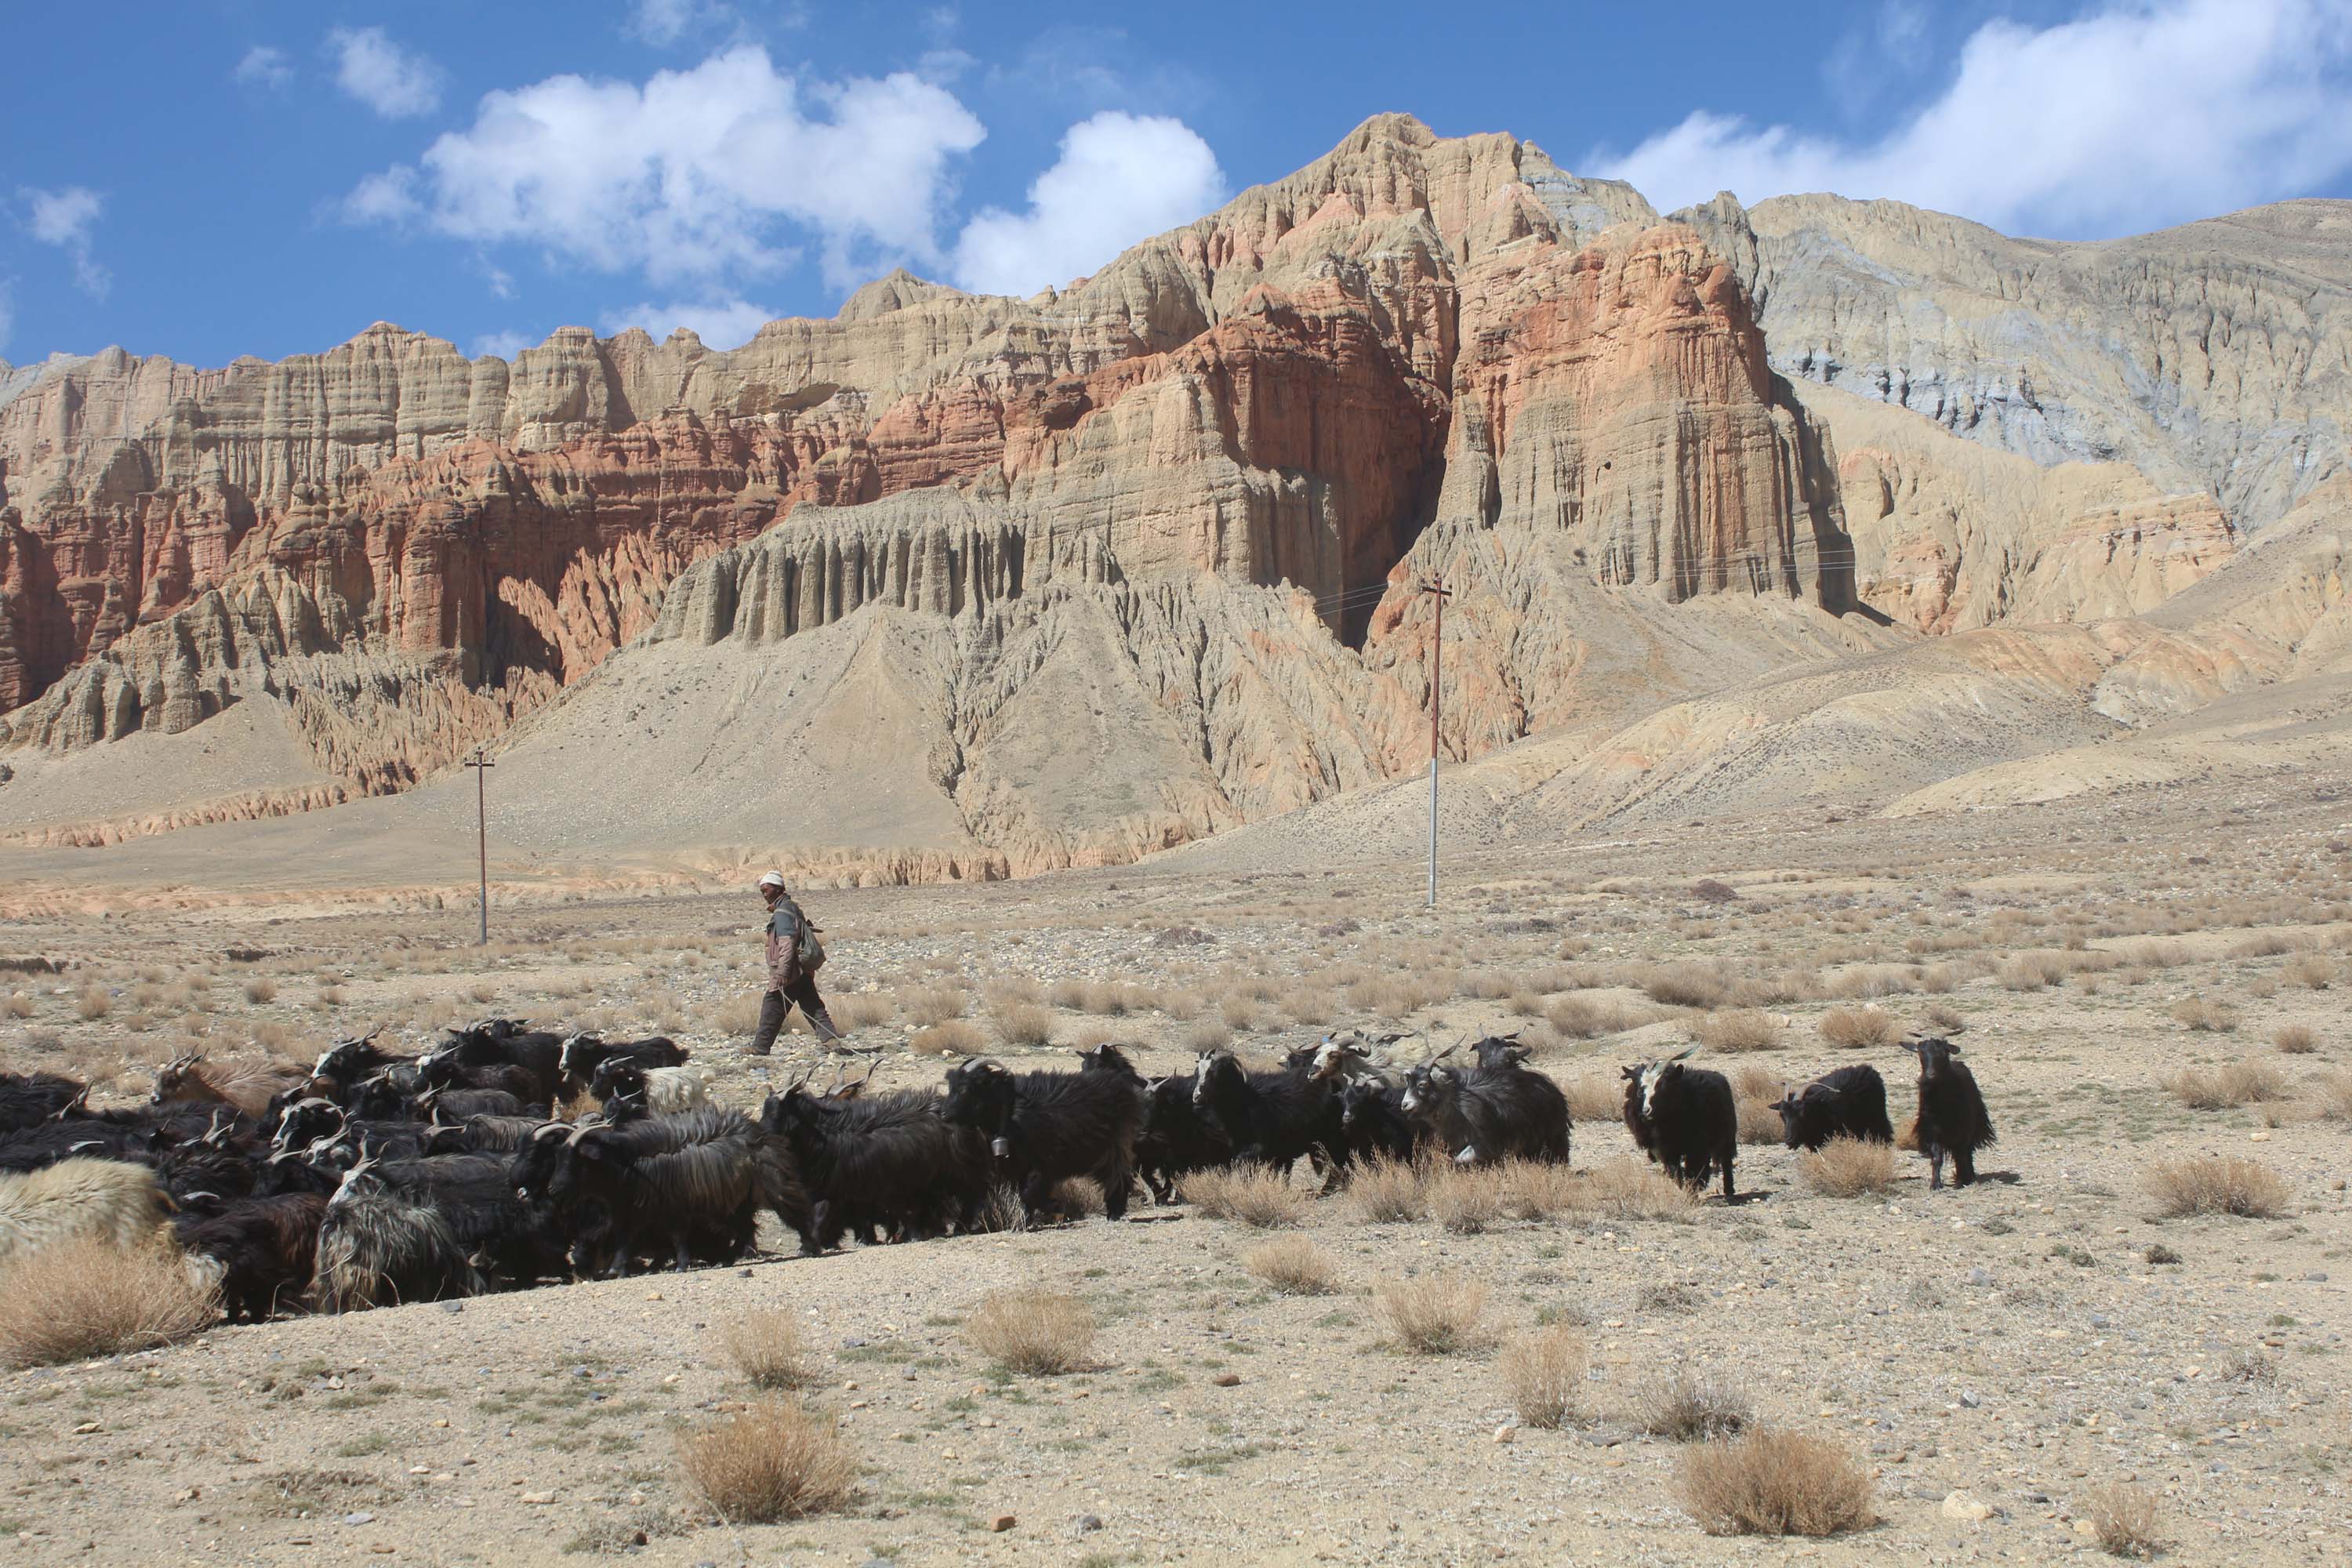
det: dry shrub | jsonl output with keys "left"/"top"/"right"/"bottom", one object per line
{"left": 2147, "top": 1155, "right": 2290, "bottom": 1218}
{"left": 2282, "top": 953, "right": 2336, "bottom": 989}
{"left": 1568, "top": 1160, "right": 1697, "bottom": 1223}
{"left": 1544, "top": 995, "right": 1646, "bottom": 1040}
{"left": 711, "top": 992, "right": 763, "bottom": 1035}
{"left": 1735, "top": 1096, "right": 1783, "bottom": 1146}
{"left": 1642, "top": 962, "right": 1730, "bottom": 1010}
{"left": 74, "top": 985, "right": 111, "bottom": 1021}
{"left": 1185, "top": 1019, "right": 1234, "bottom": 1054}
{"left": 1728, "top": 1063, "right": 1778, "bottom": 1100}
{"left": 0, "top": 1240, "right": 218, "bottom": 1369}
{"left": 2000, "top": 950, "right": 2071, "bottom": 991}
{"left": 1798, "top": 1136, "right": 1896, "bottom": 1196}
{"left": 1047, "top": 1178, "right": 1105, "bottom": 1219}
{"left": 2273, "top": 1023, "right": 2318, "bottom": 1054}
{"left": 242, "top": 978, "right": 277, "bottom": 1005}
{"left": 831, "top": 993, "right": 895, "bottom": 1031}
{"left": 1677, "top": 1428, "right": 1875, "bottom": 1537}
{"left": 1283, "top": 988, "right": 1334, "bottom": 1026}
{"left": 2230, "top": 932, "right": 2295, "bottom": 959}
{"left": 1923, "top": 1000, "right": 1965, "bottom": 1033}
{"left": 1045, "top": 978, "right": 1087, "bottom": 1011}
{"left": 1821, "top": 964, "right": 1918, "bottom": 1001}
{"left": 1499, "top": 1323, "right": 1588, "bottom": 1428}
{"left": 1179, "top": 1167, "right": 1307, "bottom": 1228}
{"left": 1695, "top": 1010, "right": 1783, "bottom": 1052}
{"left": 1495, "top": 1159, "right": 1579, "bottom": 1220}
{"left": 2121, "top": 938, "right": 2188, "bottom": 969}
{"left": 675, "top": 1401, "right": 854, "bottom": 1523}
{"left": 1424, "top": 1163, "right": 1504, "bottom": 1234}
{"left": 1560, "top": 1074, "right": 1623, "bottom": 1123}
{"left": 1218, "top": 993, "right": 1259, "bottom": 1031}
{"left": 1347, "top": 1158, "right": 1424, "bottom": 1223}
{"left": 904, "top": 985, "right": 967, "bottom": 1027}
{"left": 1642, "top": 1373, "right": 1753, "bottom": 1441}
{"left": 718, "top": 1310, "right": 812, "bottom": 1390}
{"left": 1817, "top": 1005, "right": 1894, "bottom": 1049}
{"left": 2166, "top": 1059, "right": 2287, "bottom": 1109}
{"left": 966, "top": 1288, "right": 1096, "bottom": 1374}
{"left": 1081, "top": 982, "right": 1150, "bottom": 1017}
{"left": 2314, "top": 1069, "right": 2352, "bottom": 1122}
{"left": 1377, "top": 1272, "right": 1488, "bottom": 1354}
{"left": 990, "top": 1002, "right": 1054, "bottom": 1047}
{"left": 1242, "top": 1236, "right": 1337, "bottom": 1295}
{"left": 909, "top": 1020, "right": 985, "bottom": 1057}
{"left": 2082, "top": 1482, "right": 2161, "bottom": 1558}
{"left": 2171, "top": 995, "right": 2241, "bottom": 1033}
{"left": 2, "top": 993, "right": 31, "bottom": 1019}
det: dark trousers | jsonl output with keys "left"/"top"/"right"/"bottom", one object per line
{"left": 750, "top": 978, "right": 840, "bottom": 1051}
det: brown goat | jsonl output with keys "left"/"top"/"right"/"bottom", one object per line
{"left": 151, "top": 1051, "right": 308, "bottom": 1118}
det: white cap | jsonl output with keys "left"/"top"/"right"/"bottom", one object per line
{"left": 757, "top": 870, "right": 786, "bottom": 890}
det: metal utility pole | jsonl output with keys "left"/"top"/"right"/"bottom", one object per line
{"left": 463, "top": 749, "right": 495, "bottom": 945}
{"left": 1422, "top": 579, "right": 1451, "bottom": 909}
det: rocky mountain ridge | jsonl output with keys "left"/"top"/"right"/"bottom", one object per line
{"left": 2, "top": 114, "right": 2343, "bottom": 874}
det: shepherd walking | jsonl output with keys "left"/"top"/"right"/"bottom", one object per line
{"left": 749, "top": 870, "right": 855, "bottom": 1054}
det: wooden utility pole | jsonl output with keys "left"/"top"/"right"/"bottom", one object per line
{"left": 1422, "top": 579, "right": 1451, "bottom": 909}
{"left": 463, "top": 749, "right": 495, "bottom": 945}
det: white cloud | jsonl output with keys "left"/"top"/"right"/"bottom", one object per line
{"left": 21, "top": 186, "right": 110, "bottom": 299}
{"left": 598, "top": 297, "right": 777, "bottom": 350}
{"left": 951, "top": 111, "right": 1224, "bottom": 296}
{"left": 626, "top": 0, "right": 733, "bottom": 45}
{"left": 470, "top": 330, "right": 535, "bottom": 360}
{"left": 347, "top": 45, "right": 985, "bottom": 289}
{"left": 328, "top": 26, "right": 444, "bottom": 119}
{"left": 234, "top": 45, "right": 292, "bottom": 88}
{"left": 1593, "top": 0, "right": 2352, "bottom": 238}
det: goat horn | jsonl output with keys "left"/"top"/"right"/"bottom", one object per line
{"left": 1668, "top": 1044, "right": 1701, "bottom": 1062}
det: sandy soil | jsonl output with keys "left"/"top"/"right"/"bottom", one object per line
{"left": 1, "top": 776, "right": 2347, "bottom": 1566}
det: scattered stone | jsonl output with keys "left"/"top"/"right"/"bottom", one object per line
{"left": 439, "top": 1301, "right": 463, "bottom": 1315}
{"left": 1073, "top": 1515, "right": 1103, "bottom": 1535}
{"left": 1492, "top": 1425, "right": 1515, "bottom": 1445}
{"left": 1941, "top": 1490, "right": 1997, "bottom": 1523}
{"left": 989, "top": 1514, "right": 1017, "bottom": 1533}
{"left": 1959, "top": 1390, "right": 1982, "bottom": 1409}
{"left": 342, "top": 1513, "right": 375, "bottom": 1526}
{"left": 1211, "top": 1373, "right": 1240, "bottom": 1388}
{"left": 521, "top": 1492, "right": 555, "bottom": 1505}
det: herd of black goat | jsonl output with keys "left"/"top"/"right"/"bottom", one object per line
{"left": 0, "top": 1016, "right": 1997, "bottom": 1324}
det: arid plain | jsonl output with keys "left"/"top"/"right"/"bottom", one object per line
{"left": 2, "top": 768, "right": 2346, "bottom": 1567}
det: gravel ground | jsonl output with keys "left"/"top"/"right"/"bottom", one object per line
{"left": 1, "top": 779, "right": 2347, "bottom": 1566}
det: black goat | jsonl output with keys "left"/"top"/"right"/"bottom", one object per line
{"left": 939, "top": 1059, "right": 1142, "bottom": 1226}
{"left": 1769, "top": 1065, "right": 1895, "bottom": 1152}
{"left": 310, "top": 1154, "right": 487, "bottom": 1312}
{"left": 1190, "top": 1051, "right": 1345, "bottom": 1180}
{"left": 1134, "top": 1075, "right": 1232, "bottom": 1203}
{"left": 760, "top": 1086, "right": 990, "bottom": 1248}
{"left": 1, "top": 1070, "right": 88, "bottom": 1134}
{"left": 545, "top": 1109, "right": 811, "bottom": 1273}
{"left": 1399, "top": 1055, "right": 1570, "bottom": 1166}
{"left": 422, "top": 1113, "right": 552, "bottom": 1156}
{"left": 440, "top": 1019, "right": 567, "bottom": 1105}
{"left": 1900, "top": 1036, "right": 1995, "bottom": 1189}
{"left": 1621, "top": 1047, "right": 1737, "bottom": 1198}
{"left": 1338, "top": 1076, "right": 1422, "bottom": 1165}
{"left": 416, "top": 1048, "right": 544, "bottom": 1106}
{"left": 557, "top": 1032, "right": 688, "bottom": 1099}
{"left": 415, "top": 1084, "right": 535, "bottom": 1122}
{"left": 175, "top": 1193, "right": 328, "bottom": 1322}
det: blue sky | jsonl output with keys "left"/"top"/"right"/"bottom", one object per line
{"left": 6, "top": 0, "right": 2350, "bottom": 369}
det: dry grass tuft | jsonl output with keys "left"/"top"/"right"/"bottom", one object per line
{"left": 1676, "top": 1428, "right": 1875, "bottom": 1537}
{"left": 2082, "top": 1483, "right": 2162, "bottom": 1558}
{"left": 1544, "top": 995, "right": 1648, "bottom": 1040}
{"left": 1798, "top": 1136, "right": 1897, "bottom": 1197}
{"left": 2147, "top": 1155, "right": 2291, "bottom": 1218}
{"left": 242, "top": 978, "right": 277, "bottom": 1004}
{"left": 74, "top": 985, "right": 111, "bottom": 1021}
{"left": 831, "top": 993, "right": 895, "bottom": 1031}
{"left": 1735, "top": 1095, "right": 1783, "bottom": 1146}
{"left": 1567, "top": 1160, "right": 1698, "bottom": 1223}
{"left": 965, "top": 1288, "right": 1096, "bottom": 1374}
{"left": 989, "top": 1001, "right": 1054, "bottom": 1047}
{"left": 718, "top": 1310, "right": 813, "bottom": 1391}
{"left": 909, "top": 1020, "right": 985, "bottom": 1057}
{"left": 1695, "top": 1010, "right": 1783, "bottom": 1052}
{"left": 1347, "top": 1158, "right": 1425, "bottom": 1223}
{"left": 1560, "top": 1074, "right": 1624, "bottom": 1123}
{"left": 675, "top": 1401, "right": 855, "bottom": 1523}
{"left": 1241, "top": 1236, "right": 1337, "bottom": 1296}
{"left": 1642, "top": 962, "right": 1730, "bottom": 1010}
{"left": 2166, "top": 1059, "right": 2288, "bottom": 1109}
{"left": 2, "top": 993, "right": 31, "bottom": 1019}
{"left": 0, "top": 1240, "right": 218, "bottom": 1369}
{"left": 1376, "top": 1272, "right": 1489, "bottom": 1354}
{"left": 2282, "top": 953, "right": 2336, "bottom": 989}
{"left": 1178, "top": 1167, "right": 1307, "bottom": 1228}
{"left": 903, "top": 985, "right": 968, "bottom": 1027}
{"left": 1494, "top": 1160, "right": 1580, "bottom": 1220}
{"left": 1424, "top": 1163, "right": 1505, "bottom": 1234}
{"left": 1817, "top": 1005, "right": 1895, "bottom": 1049}
{"left": 1642, "top": 1374, "right": 1754, "bottom": 1441}
{"left": 2274, "top": 1022, "right": 2319, "bottom": 1054}
{"left": 1498, "top": 1323, "right": 1588, "bottom": 1428}
{"left": 2314, "top": 1069, "right": 2352, "bottom": 1122}
{"left": 2170, "top": 995, "right": 2241, "bottom": 1033}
